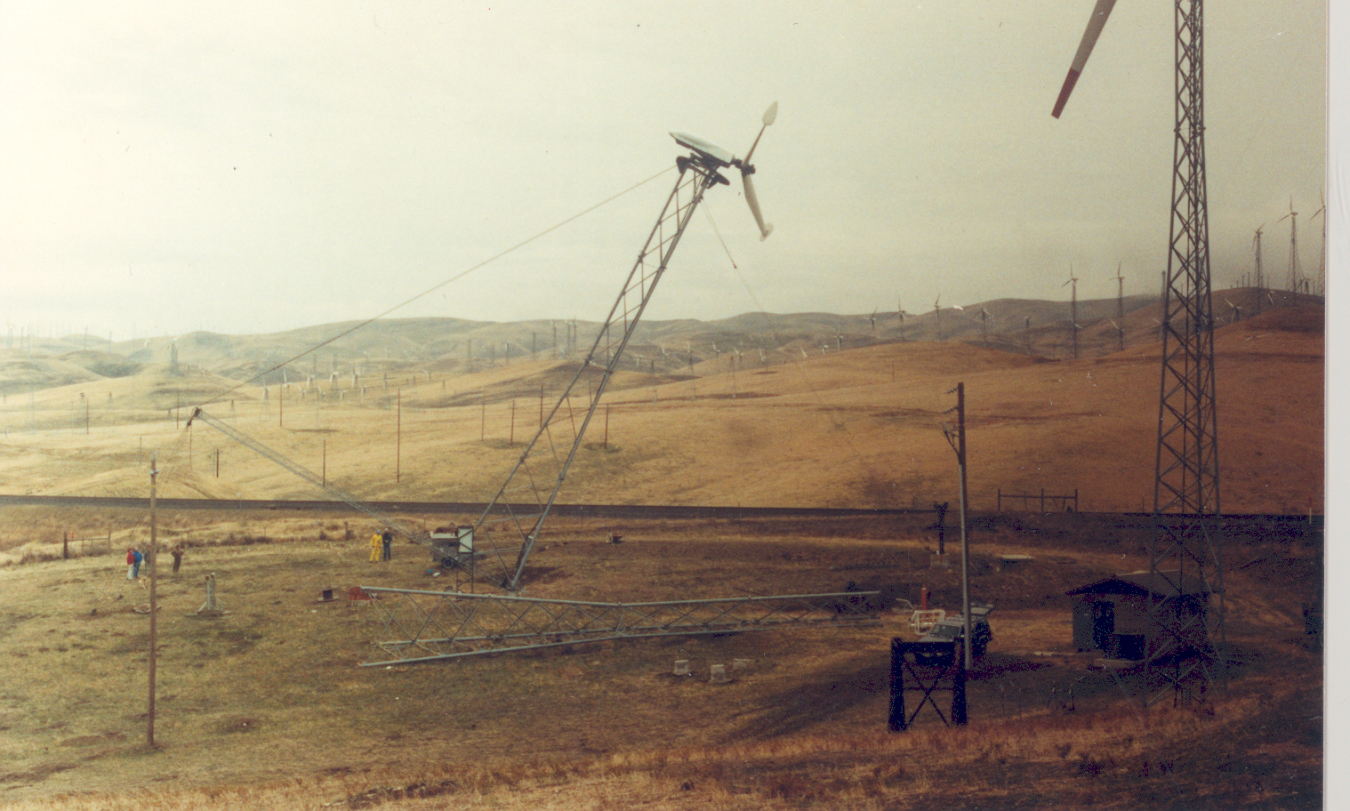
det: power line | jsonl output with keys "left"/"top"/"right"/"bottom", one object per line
{"left": 197, "top": 166, "right": 675, "bottom": 409}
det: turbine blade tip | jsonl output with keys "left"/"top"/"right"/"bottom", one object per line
{"left": 1052, "top": 69, "right": 1082, "bottom": 118}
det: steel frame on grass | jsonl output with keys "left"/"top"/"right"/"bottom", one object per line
{"left": 360, "top": 588, "right": 881, "bottom": 666}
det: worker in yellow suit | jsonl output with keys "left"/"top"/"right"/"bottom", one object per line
{"left": 370, "top": 530, "right": 383, "bottom": 562}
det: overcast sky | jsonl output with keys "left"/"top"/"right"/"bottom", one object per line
{"left": 0, "top": 1, "right": 1332, "bottom": 339}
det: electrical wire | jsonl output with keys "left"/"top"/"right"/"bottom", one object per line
{"left": 197, "top": 165, "right": 676, "bottom": 409}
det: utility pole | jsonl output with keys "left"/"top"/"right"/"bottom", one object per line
{"left": 943, "top": 383, "right": 972, "bottom": 671}
{"left": 396, "top": 388, "right": 401, "bottom": 484}
{"left": 147, "top": 453, "right": 159, "bottom": 748}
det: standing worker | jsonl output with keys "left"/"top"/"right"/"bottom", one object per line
{"left": 381, "top": 529, "right": 393, "bottom": 561}
{"left": 132, "top": 548, "right": 143, "bottom": 579}
{"left": 369, "top": 530, "right": 382, "bottom": 563}
{"left": 126, "top": 547, "right": 137, "bottom": 580}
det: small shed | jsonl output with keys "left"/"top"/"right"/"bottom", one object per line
{"left": 1065, "top": 570, "right": 1211, "bottom": 660}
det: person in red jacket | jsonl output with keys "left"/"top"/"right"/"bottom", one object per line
{"left": 126, "top": 548, "right": 136, "bottom": 580}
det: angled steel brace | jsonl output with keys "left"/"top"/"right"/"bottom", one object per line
{"left": 470, "top": 153, "right": 730, "bottom": 591}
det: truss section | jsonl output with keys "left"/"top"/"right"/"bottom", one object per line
{"left": 359, "top": 588, "right": 881, "bottom": 666}
{"left": 1148, "top": 0, "right": 1224, "bottom": 703}
{"left": 471, "top": 158, "right": 726, "bottom": 591}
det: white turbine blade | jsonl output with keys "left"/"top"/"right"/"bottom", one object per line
{"left": 1052, "top": 0, "right": 1119, "bottom": 118}
{"left": 742, "top": 172, "right": 773, "bottom": 240}
{"left": 742, "top": 101, "right": 778, "bottom": 166}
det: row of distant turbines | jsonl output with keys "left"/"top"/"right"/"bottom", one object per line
{"left": 1250, "top": 195, "right": 1326, "bottom": 298}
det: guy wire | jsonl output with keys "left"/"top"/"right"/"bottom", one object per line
{"left": 197, "top": 165, "right": 676, "bottom": 409}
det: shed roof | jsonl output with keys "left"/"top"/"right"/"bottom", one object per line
{"left": 1066, "top": 570, "right": 1213, "bottom": 599}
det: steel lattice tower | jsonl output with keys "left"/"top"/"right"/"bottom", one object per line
{"left": 1148, "top": 0, "right": 1223, "bottom": 702}
{"left": 1054, "top": 0, "right": 1224, "bottom": 702}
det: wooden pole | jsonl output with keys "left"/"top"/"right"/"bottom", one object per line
{"left": 955, "top": 382, "right": 971, "bottom": 672}
{"left": 147, "top": 452, "right": 159, "bottom": 748}
{"left": 509, "top": 400, "right": 515, "bottom": 445}
{"left": 322, "top": 438, "right": 327, "bottom": 488}
{"left": 396, "top": 388, "right": 401, "bottom": 484}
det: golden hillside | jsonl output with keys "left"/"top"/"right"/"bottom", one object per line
{"left": 0, "top": 301, "right": 1322, "bottom": 515}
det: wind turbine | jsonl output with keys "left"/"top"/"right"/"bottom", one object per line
{"left": 933, "top": 294, "right": 943, "bottom": 341}
{"left": 1252, "top": 226, "right": 1265, "bottom": 314}
{"left": 671, "top": 101, "right": 777, "bottom": 240}
{"left": 1114, "top": 263, "right": 1126, "bottom": 351}
{"left": 979, "top": 307, "right": 991, "bottom": 345}
{"left": 1062, "top": 268, "right": 1079, "bottom": 360}
{"left": 472, "top": 103, "right": 778, "bottom": 591}
{"left": 1277, "top": 198, "right": 1300, "bottom": 293}
{"left": 1311, "top": 192, "right": 1326, "bottom": 296}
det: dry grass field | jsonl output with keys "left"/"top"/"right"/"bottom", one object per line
{"left": 0, "top": 301, "right": 1324, "bottom": 808}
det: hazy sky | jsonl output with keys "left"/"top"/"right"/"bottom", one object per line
{"left": 0, "top": 1, "right": 1332, "bottom": 338}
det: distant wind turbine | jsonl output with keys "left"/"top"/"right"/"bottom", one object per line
{"left": 1062, "top": 267, "right": 1080, "bottom": 359}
